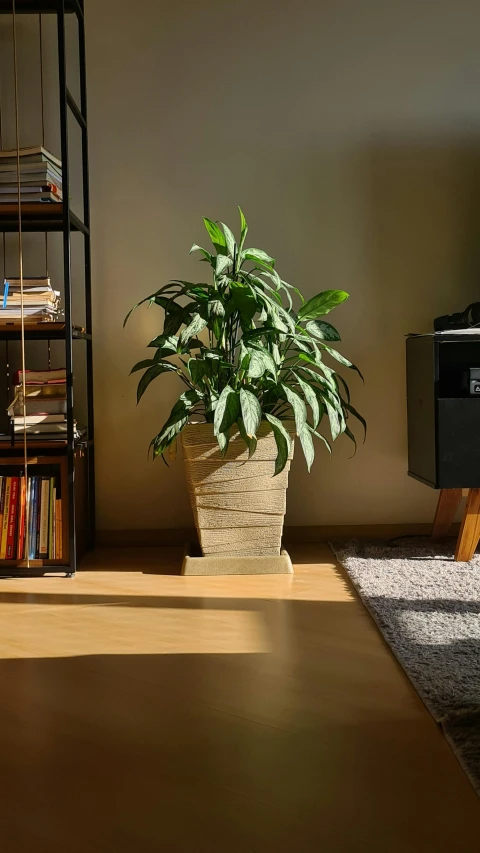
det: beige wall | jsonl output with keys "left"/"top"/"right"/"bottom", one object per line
{"left": 86, "top": 0, "right": 480, "bottom": 530}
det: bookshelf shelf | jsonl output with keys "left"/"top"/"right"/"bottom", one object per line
{"left": 0, "top": 0, "right": 94, "bottom": 577}
{"left": 0, "top": 322, "right": 91, "bottom": 341}
{"left": 0, "top": 203, "right": 88, "bottom": 234}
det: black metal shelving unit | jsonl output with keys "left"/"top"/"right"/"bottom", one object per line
{"left": 0, "top": 0, "right": 94, "bottom": 576}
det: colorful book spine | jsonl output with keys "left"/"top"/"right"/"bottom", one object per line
{"left": 56, "top": 498, "right": 62, "bottom": 560}
{"left": 48, "top": 477, "right": 54, "bottom": 560}
{"left": 36, "top": 478, "right": 42, "bottom": 558}
{"left": 0, "top": 477, "right": 11, "bottom": 559}
{"left": 16, "top": 477, "right": 26, "bottom": 560}
{"left": 25, "top": 477, "right": 33, "bottom": 559}
{"left": 0, "top": 477, "right": 5, "bottom": 537}
{"left": 39, "top": 477, "right": 50, "bottom": 558}
{"left": 51, "top": 485, "right": 56, "bottom": 560}
{"left": 6, "top": 476, "right": 19, "bottom": 559}
{"left": 28, "top": 476, "right": 39, "bottom": 560}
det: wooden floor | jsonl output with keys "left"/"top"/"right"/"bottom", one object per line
{"left": 0, "top": 544, "right": 478, "bottom": 852}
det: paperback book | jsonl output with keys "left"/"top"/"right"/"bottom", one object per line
{"left": 0, "top": 472, "right": 63, "bottom": 561}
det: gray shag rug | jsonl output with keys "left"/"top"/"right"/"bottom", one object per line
{"left": 330, "top": 537, "right": 480, "bottom": 794}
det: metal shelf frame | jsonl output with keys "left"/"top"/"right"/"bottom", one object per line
{"left": 0, "top": 0, "right": 94, "bottom": 577}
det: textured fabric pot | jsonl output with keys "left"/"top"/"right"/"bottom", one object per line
{"left": 181, "top": 422, "right": 294, "bottom": 557}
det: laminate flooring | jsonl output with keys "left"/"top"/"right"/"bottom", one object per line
{"left": 0, "top": 544, "right": 478, "bottom": 852}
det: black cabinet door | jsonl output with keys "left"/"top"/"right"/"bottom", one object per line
{"left": 437, "top": 398, "right": 480, "bottom": 488}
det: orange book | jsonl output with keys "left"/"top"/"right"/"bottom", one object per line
{"left": 0, "top": 478, "right": 11, "bottom": 559}
{"left": 16, "top": 478, "right": 26, "bottom": 560}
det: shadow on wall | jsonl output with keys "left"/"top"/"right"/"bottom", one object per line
{"left": 287, "top": 135, "right": 480, "bottom": 527}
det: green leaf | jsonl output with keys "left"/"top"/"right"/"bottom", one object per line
{"left": 307, "top": 424, "right": 332, "bottom": 454}
{"left": 203, "top": 218, "right": 228, "bottom": 254}
{"left": 247, "top": 344, "right": 277, "bottom": 379}
{"left": 208, "top": 299, "right": 225, "bottom": 318}
{"left": 216, "top": 254, "right": 231, "bottom": 276}
{"left": 335, "top": 374, "right": 351, "bottom": 403}
{"left": 179, "top": 313, "right": 208, "bottom": 346}
{"left": 298, "top": 290, "right": 349, "bottom": 320}
{"left": 190, "top": 244, "right": 214, "bottom": 265}
{"left": 265, "top": 304, "right": 289, "bottom": 333}
{"left": 272, "top": 343, "right": 281, "bottom": 365}
{"left": 264, "top": 414, "right": 293, "bottom": 476}
{"left": 315, "top": 361, "right": 338, "bottom": 391}
{"left": 187, "top": 285, "right": 210, "bottom": 302}
{"left": 281, "top": 384, "right": 307, "bottom": 435}
{"left": 242, "top": 248, "right": 275, "bottom": 266}
{"left": 295, "top": 374, "right": 320, "bottom": 428}
{"left": 123, "top": 294, "right": 155, "bottom": 327}
{"left": 221, "top": 222, "right": 237, "bottom": 259}
{"left": 130, "top": 359, "right": 155, "bottom": 374}
{"left": 239, "top": 388, "right": 262, "bottom": 438}
{"left": 147, "top": 334, "right": 178, "bottom": 352}
{"left": 153, "top": 295, "right": 174, "bottom": 310}
{"left": 320, "top": 344, "right": 364, "bottom": 380}
{"left": 247, "top": 349, "right": 267, "bottom": 379}
{"left": 214, "top": 385, "right": 239, "bottom": 435}
{"left": 344, "top": 402, "right": 367, "bottom": 440}
{"left": 297, "top": 352, "right": 320, "bottom": 370}
{"left": 237, "top": 416, "right": 257, "bottom": 457}
{"left": 276, "top": 304, "right": 296, "bottom": 334}
{"left": 239, "top": 341, "right": 250, "bottom": 371}
{"left": 344, "top": 424, "right": 357, "bottom": 456}
{"left": 324, "top": 398, "right": 342, "bottom": 441}
{"left": 151, "top": 417, "right": 188, "bottom": 460}
{"left": 298, "top": 423, "right": 314, "bottom": 472}
{"left": 150, "top": 390, "right": 201, "bottom": 458}
{"left": 245, "top": 273, "right": 282, "bottom": 305}
{"left": 281, "top": 279, "right": 304, "bottom": 302}
{"left": 238, "top": 207, "right": 248, "bottom": 251}
{"left": 290, "top": 333, "right": 312, "bottom": 354}
{"left": 216, "top": 429, "right": 229, "bottom": 456}
{"left": 306, "top": 320, "right": 341, "bottom": 341}
{"left": 262, "top": 264, "right": 281, "bottom": 288}
{"left": 231, "top": 288, "right": 258, "bottom": 326}
{"left": 206, "top": 298, "right": 225, "bottom": 341}
{"left": 188, "top": 358, "right": 208, "bottom": 385}
{"left": 164, "top": 305, "right": 189, "bottom": 336}
{"left": 137, "top": 363, "right": 177, "bottom": 403}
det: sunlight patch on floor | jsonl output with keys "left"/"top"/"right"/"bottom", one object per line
{"left": 0, "top": 606, "right": 271, "bottom": 658}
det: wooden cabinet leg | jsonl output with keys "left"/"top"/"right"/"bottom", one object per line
{"left": 432, "top": 489, "right": 462, "bottom": 540}
{"left": 455, "top": 489, "right": 480, "bottom": 562}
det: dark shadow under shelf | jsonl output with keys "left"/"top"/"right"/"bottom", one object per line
{"left": 0, "top": 203, "right": 88, "bottom": 234}
{"left": 0, "top": 438, "right": 92, "bottom": 454}
{"left": 0, "top": 322, "right": 91, "bottom": 341}
{"left": 0, "top": 0, "right": 81, "bottom": 15}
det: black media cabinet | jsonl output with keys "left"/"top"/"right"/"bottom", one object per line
{"left": 406, "top": 332, "right": 480, "bottom": 560}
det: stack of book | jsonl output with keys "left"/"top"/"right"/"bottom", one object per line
{"left": 0, "top": 472, "right": 62, "bottom": 561}
{"left": 1, "top": 277, "right": 61, "bottom": 322}
{"left": 9, "top": 368, "right": 68, "bottom": 440}
{"left": 0, "top": 146, "right": 62, "bottom": 203}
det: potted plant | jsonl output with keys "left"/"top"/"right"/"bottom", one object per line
{"left": 125, "top": 209, "right": 364, "bottom": 559}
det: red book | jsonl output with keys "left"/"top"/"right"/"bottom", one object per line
{"left": 6, "top": 476, "right": 19, "bottom": 559}
{"left": 16, "top": 477, "right": 26, "bottom": 560}
{"left": 12, "top": 368, "right": 66, "bottom": 386}
{"left": 0, "top": 477, "right": 6, "bottom": 529}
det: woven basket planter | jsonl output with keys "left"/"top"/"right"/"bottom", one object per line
{"left": 181, "top": 422, "right": 294, "bottom": 557}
